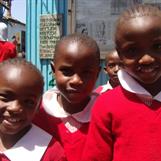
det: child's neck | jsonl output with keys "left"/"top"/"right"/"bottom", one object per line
{"left": 0, "top": 125, "right": 31, "bottom": 152}
{"left": 57, "top": 94, "right": 91, "bottom": 114}
{"left": 139, "top": 77, "right": 161, "bottom": 96}
{"left": 109, "top": 79, "right": 119, "bottom": 88}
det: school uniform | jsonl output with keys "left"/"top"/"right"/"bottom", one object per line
{"left": 82, "top": 70, "right": 161, "bottom": 161}
{"left": 0, "top": 124, "right": 66, "bottom": 161}
{"left": 94, "top": 81, "right": 113, "bottom": 94}
{"left": 33, "top": 88, "right": 99, "bottom": 161}
{"left": 0, "top": 41, "right": 17, "bottom": 62}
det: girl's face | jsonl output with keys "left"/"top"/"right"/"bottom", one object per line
{"left": 0, "top": 65, "right": 42, "bottom": 135}
{"left": 104, "top": 53, "right": 122, "bottom": 86}
{"left": 52, "top": 42, "right": 100, "bottom": 105}
{"left": 116, "top": 16, "right": 161, "bottom": 87}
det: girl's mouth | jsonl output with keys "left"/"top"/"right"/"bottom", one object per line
{"left": 2, "top": 117, "right": 24, "bottom": 128}
{"left": 6, "top": 118, "right": 22, "bottom": 123}
{"left": 137, "top": 65, "right": 159, "bottom": 73}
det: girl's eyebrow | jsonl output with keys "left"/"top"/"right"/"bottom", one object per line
{"left": 0, "top": 88, "right": 14, "bottom": 94}
{"left": 121, "top": 42, "right": 136, "bottom": 48}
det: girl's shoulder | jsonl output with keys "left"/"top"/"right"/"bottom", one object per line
{"left": 92, "top": 86, "right": 134, "bottom": 113}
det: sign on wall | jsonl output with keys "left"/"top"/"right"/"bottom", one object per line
{"left": 40, "top": 14, "right": 63, "bottom": 59}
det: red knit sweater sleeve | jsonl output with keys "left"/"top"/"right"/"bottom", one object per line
{"left": 82, "top": 93, "right": 113, "bottom": 161}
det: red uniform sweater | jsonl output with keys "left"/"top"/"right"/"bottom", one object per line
{"left": 0, "top": 41, "right": 17, "bottom": 62}
{"left": 82, "top": 86, "right": 161, "bottom": 161}
{"left": 41, "top": 137, "right": 67, "bottom": 161}
{"left": 33, "top": 107, "right": 89, "bottom": 161}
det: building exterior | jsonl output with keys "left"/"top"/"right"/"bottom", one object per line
{"left": 27, "top": 0, "right": 161, "bottom": 91}
{"left": 0, "top": 0, "right": 26, "bottom": 55}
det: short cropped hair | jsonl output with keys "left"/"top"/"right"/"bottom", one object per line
{"left": 117, "top": 4, "right": 161, "bottom": 25}
{"left": 0, "top": 58, "right": 44, "bottom": 94}
{"left": 115, "top": 4, "right": 161, "bottom": 46}
{"left": 54, "top": 33, "right": 100, "bottom": 65}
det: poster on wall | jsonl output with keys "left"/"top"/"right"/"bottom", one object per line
{"left": 40, "top": 14, "right": 63, "bottom": 59}
{"left": 75, "top": 0, "right": 161, "bottom": 57}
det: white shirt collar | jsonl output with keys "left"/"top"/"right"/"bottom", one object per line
{"left": 118, "top": 70, "right": 161, "bottom": 102}
{"left": 43, "top": 88, "right": 99, "bottom": 123}
{"left": 3, "top": 124, "right": 52, "bottom": 161}
{"left": 101, "top": 81, "right": 113, "bottom": 93}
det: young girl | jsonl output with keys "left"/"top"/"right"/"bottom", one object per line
{"left": 82, "top": 4, "right": 161, "bottom": 161}
{"left": 33, "top": 33, "right": 100, "bottom": 161}
{"left": 0, "top": 58, "right": 66, "bottom": 161}
{"left": 95, "top": 49, "right": 122, "bottom": 93}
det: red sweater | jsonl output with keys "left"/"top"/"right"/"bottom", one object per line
{"left": 33, "top": 107, "right": 89, "bottom": 161}
{"left": 41, "top": 137, "right": 67, "bottom": 161}
{"left": 0, "top": 41, "right": 17, "bottom": 62}
{"left": 82, "top": 86, "right": 161, "bottom": 161}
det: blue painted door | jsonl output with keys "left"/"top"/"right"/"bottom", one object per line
{"left": 26, "top": 0, "right": 68, "bottom": 91}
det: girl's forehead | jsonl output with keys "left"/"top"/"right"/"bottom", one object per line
{"left": 0, "top": 66, "right": 42, "bottom": 91}
{"left": 60, "top": 41, "right": 89, "bottom": 51}
{"left": 116, "top": 16, "right": 161, "bottom": 40}
{"left": 0, "top": 65, "right": 38, "bottom": 81}
{"left": 57, "top": 43, "right": 97, "bottom": 58}
{"left": 119, "top": 16, "right": 161, "bottom": 30}
{"left": 1, "top": 64, "right": 26, "bottom": 73}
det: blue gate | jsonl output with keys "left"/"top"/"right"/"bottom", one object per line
{"left": 26, "top": 0, "right": 68, "bottom": 91}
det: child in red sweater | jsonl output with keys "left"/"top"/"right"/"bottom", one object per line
{"left": 95, "top": 49, "right": 122, "bottom": 93}
{"left": 0, "top": 58, "right": 66, "bottom": 161}
{"left": 82, "top": 4, "right": 161, "bottom": 161}
{"left": 0, "top": 22, "right": 17, "bottom": 62}
{"left": 33, "top": 33, "right": 100, "bottom": 161}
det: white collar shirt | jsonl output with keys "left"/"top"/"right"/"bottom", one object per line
{"left": 2, "top": 124, "right": 52, "bottom": 161}
{"left": 118, "top": 70, "right": 161, "bottom": 106}
{"left": 42, "top": 88, "right": 99, "bottom": 132}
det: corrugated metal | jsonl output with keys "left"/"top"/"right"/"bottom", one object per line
{"left": 26, "top": 0, "right": 67, "bottom": 91}
{"left": 95, "top": 60, "right": 108, "bottom": 88}
{"left": 0, "top": 6, "right": 4, "bottom": 19}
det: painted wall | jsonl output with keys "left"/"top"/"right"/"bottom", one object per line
{"left": 27, "top": 0, "right": 161, "bottom": 90}
{"left": 26, "top": 0, "right": 68, "bottom": 91}
{"left": 8, "top": 23, "right": 25, "bottom": 42}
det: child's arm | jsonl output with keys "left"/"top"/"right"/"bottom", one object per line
{"left": 82, "top": 95, "right": 113, "bottom": 161}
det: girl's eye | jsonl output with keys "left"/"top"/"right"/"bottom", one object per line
{"left": 123, "top": 47, "right": 138, "bottom": 58}
{"left": 108, "top": 63, "right": 115, "bottom": 68}
{"left": 24, "top": 99, "right": 35, "bottom": 107}
{"left": 0, "top": 94, "right": 12, "bottom": 102}
{"left": 61, "top": 69, "right": 74, "bottom": 76}
{"left": 0, "top": 96, "right": 9, "bottom": 102}
{"left": 153, "top": 43, "right": 161, "bottom": 51}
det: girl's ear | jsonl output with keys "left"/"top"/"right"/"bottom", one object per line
{"left": 103, "top": 67, "right": 108, "bottom": 74}
{"left": 36, "top": 97, "right": 42, "bottom": 112}
{"left": 50, "top": 61, "right": 55, "bottom": 74}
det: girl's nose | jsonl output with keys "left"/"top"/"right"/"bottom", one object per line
{"left": 114, "top": 65, "right": 120, "bottom": 73}
{"left": 7, "top": 100, "right": 23, "bottom": 113}
{"left": 115, "top": 65, "right": 119, "bottom": 72}
{"left": 70, "top": 74, "right": 83, "bottom": 85}
{"left": 138, "top": 54, "right": 155, "bottom": 64}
